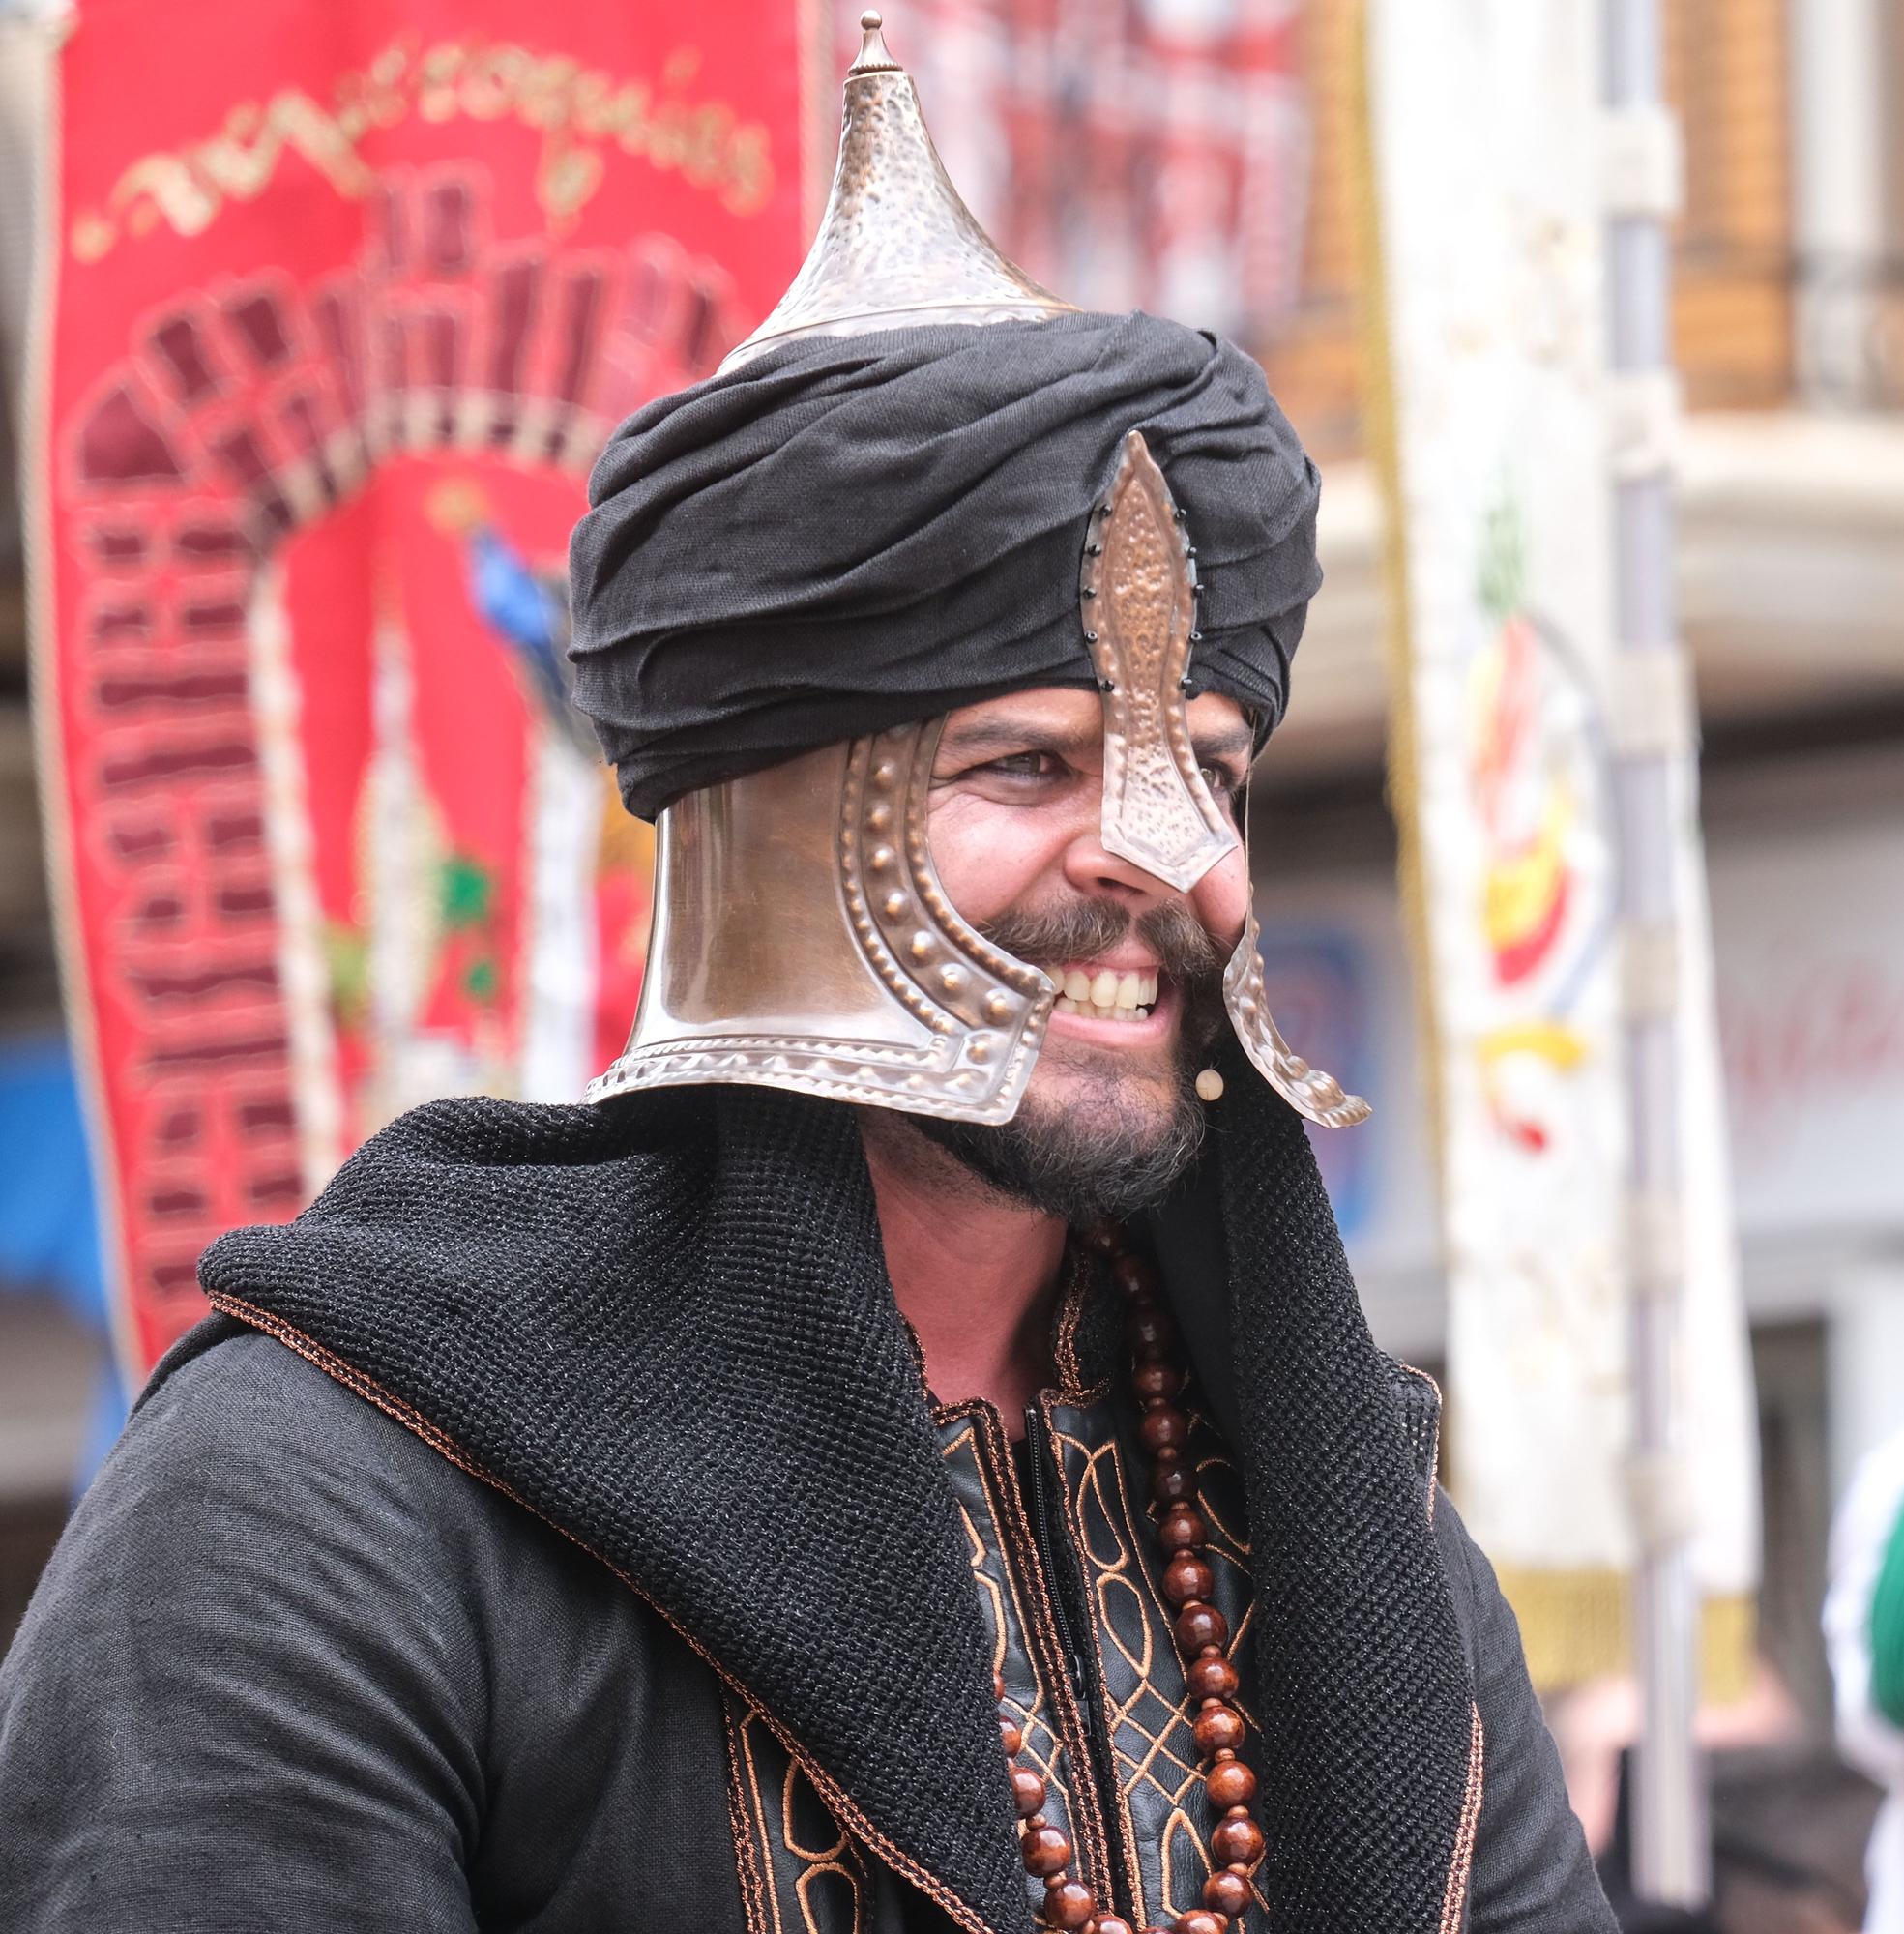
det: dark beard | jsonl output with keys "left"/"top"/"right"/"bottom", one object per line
{"left": 911, "top": 900, "right": 1230, "bottom": 1224}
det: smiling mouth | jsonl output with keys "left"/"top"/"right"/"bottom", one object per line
{"left": 1048, "top": 964, "right": 1161, "bottom": 1025}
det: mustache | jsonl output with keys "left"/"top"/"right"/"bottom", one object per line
{"left": 975, "top": 898, "right": 1229, "bottom": 984}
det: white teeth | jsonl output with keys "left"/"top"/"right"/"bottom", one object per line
{"left": 1051, "top": 966, "right": 1159, "bottom": 1024}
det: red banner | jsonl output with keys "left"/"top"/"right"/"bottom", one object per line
{"left": 35, "top": 0, "right": 811, "bottom": 1376}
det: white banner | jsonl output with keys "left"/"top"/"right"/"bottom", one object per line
{"left": 1364, "top": 0, "right": 1756, "bottom": 1682}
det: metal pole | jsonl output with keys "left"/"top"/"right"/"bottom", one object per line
{"left": 1603, "top": 0, "right": 1709, "bottom": 1906}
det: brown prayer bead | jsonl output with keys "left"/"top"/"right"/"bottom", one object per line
{"left": 981, "top": 1223, "right": 1271, "bottom": 1934}
{"left": 1125, "top": 1304, "right": 1173, "bottom": 1353}
{"left": 1186, "top": 1653, "right": 1239, "bottom": 1700}
{"left": 1174, "top": 1601, "right": 1228, "bottom": 1653}
{"left": 1158, "top": 1505, "right": 1206, "bottom": 1551}
{"left": 1111, "top": 1252, "right": 1157, "bottom": 1299}
{"left": 1152, "top": 1462, "right": 1198, "bottom": 1507}
{"left": 1163, "top": 1553, "right": 1215, "bottom": 1605}
{"left": 1205, "top": 1757, "right": 1257, "bottom": 1809}
{"left": 1139, "top": 1405, "right": 1189, "bottom": 1453}
{"left": 1044, "top": 1878, "right": 1097, "bottom": 1928}
{"left": 1193, "top": 1703, "right": 1245, "bottom": 1755}
{"left": 1211, "top": 1811, "right": 1265, "bottom": 1867}
{"left": 1131, "top": 1359, "right": 1185, "bottom": 1402}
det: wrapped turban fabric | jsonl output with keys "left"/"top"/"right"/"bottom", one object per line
{"left": 569, "top": 309, "right": 1322, "bottom": 820}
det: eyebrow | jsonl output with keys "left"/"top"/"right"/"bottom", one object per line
{"left": 1190, "top": 725, "right": 1254, "bottom": 768}
{"left": 934, "top": 715, "right": 1256, "bottom": 770}
{"left": 934, "top": 717, "right": 1103, "bottom": 762}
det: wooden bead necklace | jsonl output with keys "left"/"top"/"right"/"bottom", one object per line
{"left": 996, "top": 1220, "right": 1265, "bottom": 1934}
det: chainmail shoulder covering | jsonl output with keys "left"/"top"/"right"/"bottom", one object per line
{"left": 200, "top": 1070, "right": 1479, "bottom": 1934}
{"left": 199, "top": 1085, "right": 1029, "bottom": 1934}
{"left": 1200, "top": 1029, "right": 1479, "bottom": 1931}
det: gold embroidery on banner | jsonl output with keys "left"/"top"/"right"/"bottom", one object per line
{"left": 70, "top": 37, "right": 776, "bottom": 264}
{"left": 795, "top": 1861, "right": 863, "bottom": 1934}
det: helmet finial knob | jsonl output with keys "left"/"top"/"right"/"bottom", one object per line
{"left": 852, "top": 11, "right": 898, "bottom": 74}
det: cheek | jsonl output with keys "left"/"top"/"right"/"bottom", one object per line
{"left": 926, "top": 795, "right": 1065, "bottom": 928}
{"left": 1188, "top": 844, "right": 1251, "bottom": 952}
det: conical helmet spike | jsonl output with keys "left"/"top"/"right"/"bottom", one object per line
{"left": 720, "top": 10, "right": 1074, "bottom": 372}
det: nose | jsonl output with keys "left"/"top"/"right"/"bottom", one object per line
{"left": 1060, "top": 821, "right": 1188, "bottom": 911}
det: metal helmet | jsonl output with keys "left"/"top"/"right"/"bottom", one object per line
{"left": 586, "top": 12, "right": 1367, "bottom": 1132}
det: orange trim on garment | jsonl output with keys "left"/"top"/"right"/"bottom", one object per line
{"left": 1049, "top": 1247, "right": 1112, "bottom": 1405}
{"left": 926, "top": 1394, "right": 1120, "bottom": 1909}
{"left": 205, "top": 1290, "right": 1007, "bottom": 1934}
{"left": 1397, "top": 1356, "right": 1482, "bottom": 1926}
{"left": 723, "top": 1698, "right": 776, "bottom": 1934}
{"left": 1440, "top": 1700, "right": 1486, "bottom": 1932}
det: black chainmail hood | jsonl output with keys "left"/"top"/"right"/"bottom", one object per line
{"left": 197, "top": 1036, "right": 1478, "bottom": 1934}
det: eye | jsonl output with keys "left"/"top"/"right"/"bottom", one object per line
{"left": 982, "top": 750, "right": 1066, "bottom": 781}
{"left": 930, "top": 745, "right": 1084, "bottom": 805}
{"left": 1199, "top": 763, "right": 1244, "bottom": 799}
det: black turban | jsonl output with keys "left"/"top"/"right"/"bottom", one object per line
{"left": 569, "top": 309, "right": 1322, "bottom": 820}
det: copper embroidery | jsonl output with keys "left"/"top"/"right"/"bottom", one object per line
{"left": 723, "top": 1695, "right": 870, "bottom": 1934}
{"left": 1047, "top": 1396, "right": 1271, "bottom": 1929}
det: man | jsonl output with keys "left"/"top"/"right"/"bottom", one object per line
{"left": 0, "top": 16, "right": 1613, "bottom": 1933}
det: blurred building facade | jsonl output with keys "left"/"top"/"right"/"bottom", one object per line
{"left": 0, "top": 0, "right": 1900, "bottom": 1795}
{"left": 1242, "top": 0, "right": 1904, "bottom": 1736}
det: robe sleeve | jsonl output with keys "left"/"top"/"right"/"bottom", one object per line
{"left": 0, "top": 1322, "right": 485, "bottom": 1933}
{"left": 1435, "top": 1493, "right": 1619, "bottom": 1933}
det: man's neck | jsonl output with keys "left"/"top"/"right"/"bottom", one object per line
{"left": 859, "top": 1113, "right": 1069, "bottom": 1435}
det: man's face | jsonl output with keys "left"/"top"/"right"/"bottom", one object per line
{"left": 915, "top": 686, "right": 1256, "bottom": 1217}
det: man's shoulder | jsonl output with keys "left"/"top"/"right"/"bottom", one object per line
{"left": 54, "top": 1317, "right": 520, "bottom": 1605}
{"left": 8, "top": 1314, "right": 645, "bottom": 1699}
{"left": 135, "top": 1313, "right": 467, "bottom": 1493}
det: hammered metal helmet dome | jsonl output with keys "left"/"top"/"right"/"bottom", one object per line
{"left": 721, "top": 12, "right": 1075, "bottom": 372}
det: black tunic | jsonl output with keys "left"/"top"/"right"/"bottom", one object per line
{"left": 0, "top": 1071, "right": 1616, "bottom": 1932}
{"left": 0, "top": 1313, "right": 1607, "bottom": 1932}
